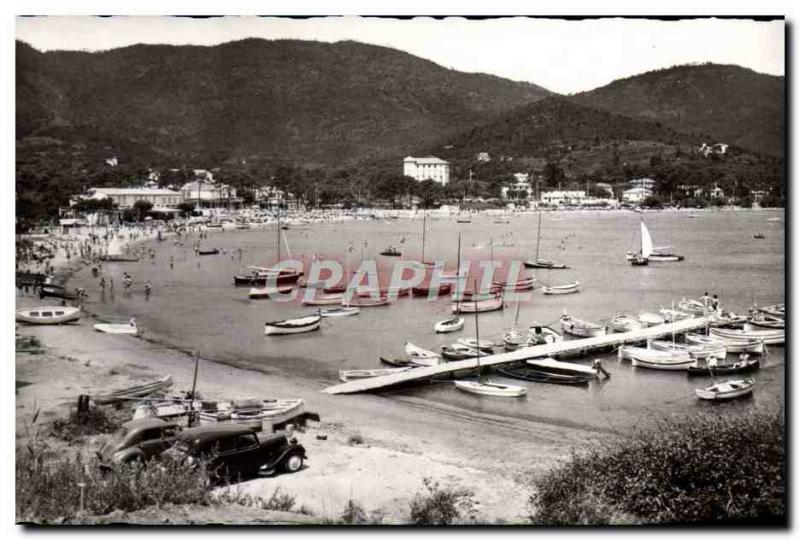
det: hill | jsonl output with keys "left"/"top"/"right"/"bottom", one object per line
{"left": 16, "top": 39, "right": 551, "bottom": 168}
{"left": 570, "top": 64, "right": 784, "bottom": 157}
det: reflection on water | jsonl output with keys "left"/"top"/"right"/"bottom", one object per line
{"left": 71, "top": 209, "right": 785, "bottom": 432}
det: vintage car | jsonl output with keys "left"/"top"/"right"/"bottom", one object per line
{"left": 98, "top": 417, "right": 182, "bottom": 465}
{"left": 164, "top": 423, "right": 306, "bottom": 480}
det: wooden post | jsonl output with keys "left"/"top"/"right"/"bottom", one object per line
{"left": 188, "top": 351, "right": 200, "bottom": 427}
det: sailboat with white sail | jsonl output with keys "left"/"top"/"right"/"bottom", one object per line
{"left": 626, "top": 220, "right": 684, "bottom": 263}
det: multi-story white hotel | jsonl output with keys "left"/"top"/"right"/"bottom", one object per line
{"left": 403, "top": 156, "right": 451, "bottom": 185}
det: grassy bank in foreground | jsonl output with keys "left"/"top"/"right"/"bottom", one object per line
{"left": 529, "top": 409, "right": 785, "bottom": 525}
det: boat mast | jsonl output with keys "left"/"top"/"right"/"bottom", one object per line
{"left": 474, "top": 281, "right": 481, "bottom": 381}
{"left": 535, "top": 210, "right": 542, "bottom": 263}
{"left": 455, "top": 233, "right": 462, "bottom": 311}
{"left": 421, "top": 211, "right": 427, "bottom": 263}
{"left": 276, "top": 211, "right": 281, "bottom": 264}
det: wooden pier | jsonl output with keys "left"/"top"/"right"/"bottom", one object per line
{"left": 322, "top": 316, "right": 711, "bottom": 394}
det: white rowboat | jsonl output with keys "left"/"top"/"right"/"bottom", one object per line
{"left": 454, "top": 380, "right": 527, "bottom": 397}
{"left": 542, "top": 281, "right": 580, "bottom": 295}
{"left": 434, "top": 317, "right": 465, "bottom": 333}
{"left": 264, "top": 314, "right": 321, "bottom": 335}
{"left": 404, "top": 342, "right": 440, "bottom": 366}
{"left": 16, "top": 306, "right": 80, "bottom": 325}
{"left": 695, "top": 378, "right": 755, "bottom": 401}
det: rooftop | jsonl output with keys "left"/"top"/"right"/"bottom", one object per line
{"left": 89, "top": 187, "right": 180, "bottom": 196}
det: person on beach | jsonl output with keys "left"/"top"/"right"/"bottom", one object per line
{"left": 170, "top": 256, "right": 174, "bottom": 269}
{"left": 99, "top": 276, "right": 106, "bottom": 289}
{"left": 711, "top": 294, "right": 720, "bottom": 312}
{"left": 144, "top": 282, "right": 152, "bottom": 298}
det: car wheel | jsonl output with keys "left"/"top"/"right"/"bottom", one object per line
{"left": 282, "top": 453, "right": 304, "bottom": 473}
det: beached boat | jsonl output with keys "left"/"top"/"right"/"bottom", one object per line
{"left": 452, "top": 295, "right": 503, "bottom": 314}
{"left": 404, "top": 342, "right": 441, "bottom": 366}
{"left": 637, "top": 312, "right": 665, "bottom": 328}
{"left": 92, "top": 375, "right": 174, "bottom": 405}
{"left": 626, "top": 220, "right": 684, "bottom": 262}
{"left": 338, "top": 367, "right": 414, "bottom": 382}
{"left": 319, "top": 306, "right": 360, "bottom": 317}
{"left": 710, "top": 327, "right": 784, "bottom": 345}
{"left": 542, "top": 281, "right": 580, "bottom": 295}
{"left": 685, "top": 333, "right": 765, "bottom": 354}
{"left": 16, "top": 306, "right": 80, "bottom": 325}
{"left": 264, "top": 314, "right": 321, "bottom": 335}
{"left": 441, "top": 342, "right": 481, "bottom": 361}
{"left": 695, "top": 378, "right": 755, "bottom": 401}
{"left": 525, "top": 358, "right": 598, "bottom": 378}
{"left": 454, "top": 380, "right": 527, "bottom": 397}
{"left": 496, "top": 365, "right": 590, "bottom": 386}
{"left": 198, "top": 398, "right": 306, "bottom": 430}
{"left": 40, "top": 284, "right": 78, "bottom": 301}
{"left": 687, "top": 357, "right": 760, "bottom": 376}
{"left": 560, "top": 314, "right": 606, "bottom": 337}
{"left": 628, "top": 348, "right": 694, "bottom": 370}
{"left": 610, "top": 313, "right": 643, "bottom": 333}
{"left": 248, "top": 284, "right": 295, "bottom": 299}
{"left": 457, "top": 337, "right": 494, "bottom": 353}
{"left": 94, "top": 319, "right": 138, "bottom": 335}
{"left": 197, "top": 248, "right": 220, "bottom": 256}
{"left": 301, "top": 293, "right": 344, "bottom": 306}
{"left": 648, "top": 339, "right": 726, "bottom": 360}
{"left": 435, "top": 317, "right": 465, "bottom": 333}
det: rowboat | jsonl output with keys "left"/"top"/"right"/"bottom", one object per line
{"left": 357, "top": 287, "right": 410, "bottom": 298}
{"left": 452, "top": 295, "right": 503, "bottom": 314}
{"left": 648, "top": 339, "right": 726, "bottom": 360}
{"left": 16, "top": 306, "right": 80, "bottom": 325}
{"left": 94, "top": 320, "right": 138, "bottom": 335}
{"left": 628, "top": 348, "right": 694, "bottom": 370}
{"left": 708, "top": 311, "right": 748, "bottom": 327}
{"left": 457, "top": 338, "right": 494, "bottom": 352}
{"left": 525, "top": 358, "right": 598, "bottom": 378}
{"left": 248, "top": 285, "right": 295, "bottom": 299}
{"left": 757, "top": 303, "right": 785, "bottom": 319}
{"left": 412, "top": 283, "right": 453, "bottom": 297}
{"left": 338, "top": 367, "right": 414, "bottom": 382}
{"left": 455, "top": 218, "right": 472, "bottom": 224}
{"left": 695, "top": 378, "right": 755, "bottom": 401}
{"left": 502, "top": 328, "right": 532, "bottom": 350}
{"left": 92, "top": 375, "right": 174, "bottom": 405}
{"left": 319, "top": 306, "right": 360, "bottom": 317}
{"left": 404, "top": 342, "right": 441, "bottom": 366}
{"left": 745, "top": 313, "right": 784, "bottom": 330}
{"left": 658, "top": 307, "right": 692, "bottom": 323}
{"left": 687, "top": 358, "right": 760, "bottom": 376}
{"left": 434, "top": 317, "right": 465, "bottom": 333}
{"left": 454, "top": 380, "right": 527, "bottom": 397}
{"left": 264, "top": 314, "right": 322, "bottom": 335}
{"left": 348, "top": 295, "right": 391, "bottom": 308}
{"left": 710, "top": 327, "right": 784, "bottom": 345}
{"left": 198, "top": 398, "right": 306, "bottom": 430}
{"left": 452, "top": 287, "right": 503, "bottom": 302}
{"left": 610, "top": 313, "right": 643, "bottom": 333}
{"left": 637, "top": 312, "right": 665, "bottom": 327}
{"left": 379, "top": 356, "right": 412, "bottom": 366}
{"left": 441, "top": 343, "right": 481, "bottom": 361}
{"left": 528, "top": 325, "right": 562, "bottom": 345}
{"left": 677, "top": 298, "right": 712, "bottom": 316}
{"left": 523, "top": 259, "right": 568, "bottom": 270}
{"left": 40, "top": 284, "right": 78, "bottom": 301}
{"left": 542, "top": 281, "right": 580, "bottom": 295}
{"left": 197, "top": 248, "right": 219, "bottom": 256}
{"left": 686, "top": 333, "right": 765, "bottom": 354}
{"left": 560, "top": 314, "right": 606, "bottom": 337}
{"left": 495, "top": 366, "right": 590, "bottom": 386}
{"left": 301, "top": 293, "right": 344, "bottom": 306}
{"left": 492, "top": 276, "right": 535, "bottom": 291}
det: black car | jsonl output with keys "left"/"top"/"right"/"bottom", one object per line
{"left": 99, "top": 417, "right": 181, "bottom": 466}
{"left": 166, "top": 423, "right": 306, "bottom": 481}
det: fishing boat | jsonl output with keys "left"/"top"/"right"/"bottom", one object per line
{"left": 560, "top": 314, "right": 606, "bottom": 337}
{"left": 745, "top": 313, "right": 784, "bottom": 330}
{"left": 695, "top": 378, "right": 755, "bottom": 401}
{"left": 264, "top": 314, "right": 322, "bottom": 335}
{"left": 454, "top": 380, "right": 527, "bottom": 397}
{"left": 524, "top": 211, "right": 568, "bottom": 269}
{"left": 380, "top": 356, "right": 412, "bottom": 367}
{"left": 626, "top": 220, "right": 684, "bottom": 262}
{"left": 457, "top": 337, "right": 494, "bottom": 353}
{"left": 348, "top": 295, "right": 391, "bottom": 308}
{"left": 528, "top": 325, "right": 562, "bottom": 345}
{"left": 380, "top": 246, "right": 402, "bottom": 257}
{"left": 198, "top": 398, "right": 306, "bottom": 429}
{"left": 496, "top": 365, "right": 590, "bottom": 386}
{"left": 525, "top": 358, "right": 598, "bottom": 378}
{"left": 708, "top": 311, "right": 748, "bottom": 328}
{"left": 412, "top": 282, "right": 453, "bottom": 297}
{"left": 441, "top": 342, "right": 481, "bottom": 361}
{"left": 753, "top": 233, "right": 765, "bottom": 239}
{"left": 637, "top": 311, "right": 665, "bottom": 328}
{"left": 248, "top": 284, "right": 295, "bottom": 299}
{"left": 302, "top": 293, "right": 345, "bottom": 306}
{"left": 492, "top": 276, "right": 535, "bottom": 291}
{"left": 542, "top": 281, "right": 580, "bottom": 295}
{"left": 197, "top": 248, "right": 220, "bottom": 256}
{"left": 710, "top": 327, "right": 784, "bottom": 345}
{"left": 319, "top": 306, "right": 360, "bottom": 317}
{"left": 233, "top": 267, "right": 303, "bottom": 286}
{"left": 94, "top": 319, "right": 138, "bottom": 335}
{"left": 338, "top": 367, "right": 414, "bottom": 382}
{"left": 609, "top": 313, "right": 643, "bottom": 333}
{"left": 452, "top": 295, "right": 503, "bottom": 313}
{"left": 677, "top": 298, "right": 712, "bottom": 316}
{"left": 687, "top": 357, "right": 760, "bottom": 376}
{"left": 16, "top": 306, "right": 80, "bottom": 325}
{"left": 648, "top": 339, "right": 726, "bottom": 360}
{"left": 92, "top": 375, "right": 174, "bottom": 405}
{"left": 659, "top": 307, "right": 693, "bottom": 323}
{"left": 628, "top": 348, "right": 694, "bottom": 370}
{"left": 493, "top": 218, "right": 511, "bottom": 224}
{"left": 40, "top": 284, "right": 78, "bottom": 301}
{"left": 404, "top": 342, "right": 441, "bottom": 366}
{"left": 757, "top": 303, "right": 785, "bottom": 319}
{"left": 686, "top": 333, "right": 765, "bottom": 354}
{"left": 435, "top": 317, "right": 465, "bottom": 333}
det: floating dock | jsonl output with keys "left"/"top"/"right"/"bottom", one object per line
{"left": 322, "top": 316, "right": 711, "bottom": 394}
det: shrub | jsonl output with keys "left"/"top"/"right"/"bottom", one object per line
{"left": 340, "top": 499, "right": 368, "bottom": 524}
{"left": 347, "top": 433, "right": 364, "bottom": 446}
{"left": 216, "top": 487, "right": 296, "bottom": 512}
{"left": 409, "top": 478, "right": 477, "bottom": 525}
{"left": 529, "top": 410, "right": 785, "bottom": 525}
{"left": 49, "top": 407, "right": 122, "bottom": 443}
{"left": 16, "top": 436, "right": 212, "bottom": 523}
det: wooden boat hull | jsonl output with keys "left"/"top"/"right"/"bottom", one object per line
{"left": 688, "top": 359, "right": 760, "bottom": 376}
{"left": 16, "top": 306, "right": 80, "bottom": 325}
{"left": 404, "top": 342, "right": 440, "bottom": 366}
{"left": 452, "top": 297, "right": 503, "bottom": 314}
{"left": 710, "top": 327, "right": 784, "bottom": 345}
{"left": 249, "top": 285, "right": 295, "bottom": 299}
{"left": 630, "top": 350, "right": 694, "bottom": 370}
{"left": 197, "top": 249, "right": 219, "bottom": 255}
{"left": 496, "top": 366, "right": 589, "bottom": 386}
{"left": 542, "top": 281, "right": 580, "bottom": 295}
{"left": 648, "top": 340, "right": 726, "bottom": 360}
{"left": 94, "top": 323, "right": 138, "bottom": 335}
{"left": 523, "top": 260, "right": 568, "bottom": 269}
{"left": 695, "top": 378, "right": 755, "bottom": 400}
{"left": 493, "top": 278, "right": 535, "bottom": 291}
{"left": 435, "top": 317, "right": 465, "bottom": 333}
{"left": 412, "top": 283, "right": 453, "bottom": 297}
{"left": 441, "top": 345, "right": 480, "bottom": 361}
{"left": 339, "top": 367, "right": 414, "bottom": 382}
{"left": 320, "top": 307, "right": 360, "bottom": 317}
{"left": 380, "top": 356, "right": 411, "bottom": 367}
{"left": 560, "top": 316, "right": 605, "bottom": 337}
{"left": 454, "top": 380, "right": 527, "bottom": 397}
{"left": 264, "top": 315, "right": 322, "bottom": 335}
{"left": 525, "top": 358, "right": 598, "bottom": 377}
{"left": 302, "top": 294, "right": 344, "bottom": 306}
{"left": 92, "top": 375, "right": 173, "bottom": 405}
{"left": 686, "top": 333, "right": 765, "bottom": 354}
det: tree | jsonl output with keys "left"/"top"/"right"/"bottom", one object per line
{"left": 132, "top": 200, "right": 154, "bottom": 221}
{"left": 177, "top": 202, "right": 195, "bottom": 217}
{"left": 414, "top": 180, "right": 443, "bottom": 209}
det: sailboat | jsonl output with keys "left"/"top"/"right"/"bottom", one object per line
{"left": 454, "top": 287, "right": 527, "bottom": 398}
{"left": 247, "top": 212, "right": 303, "bottom": 298}
{"left": 524, "top": 211, "right": 568, "bottom": 269}
{"left": 319, "top": 248, "right": 360, "bottom": 317}
{"left": 434, "top": 233, "right": 465, "bottom": 333}
{"left": 626, "top": 220, "right": 684, "bottom": 263}
{"left": 419, "top": 212, "right": 436, "bottom": 267}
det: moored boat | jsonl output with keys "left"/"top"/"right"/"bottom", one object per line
{"left": 92, "top": 375, "right": 174, "bottom": 405}
{"left": 16, "top": 306, "right": 80, "bottom": 325}
{"left": 687, "top": 357, "right": 760, "bottom": 376}
{"left": 709, "top": 327, "right": 784, "bottom": 345}
{"left": 452, "top": 295, "right": 503, "bottom": 314}
{"left": 659, "top": 307, "right": 692, "bottom": 323}
{"left": 457, "top": 337, "right": 494, "bottom": 353}
{"left": 264, "top": 314, "right": 322, "bottom": 335}
{"left": 628, "top": 347, "right": 694, "bottom": 370}
{"left": 412, "top": 282, "right": 453, "bottom": 297}
{"left": 542, "top": 281, "right": 580, "bottom": 295}
{"left": 493, "top": 276, "right": 535, "bottom": 291}
{"left": 610, "top": 313, "right": 643, "bottom": 333}
{"left": 496, "top": 365, "right": 590, "bottom": 386}
{"left": 686, "top": 333, "right": 765, "bottom": 354}
{"left": 248, "top": 284, "right": 295, "bottom": 299}
{"left": 441, "top": 342, "right": 481, "bottom": 361}
{"left": 523, "top": 259, "right": 568, "bottom": 270}
{"left": 677, "top": 298, "right": 712, "bottom": 316}
{"left": 695, "top": 378, "right": 755, "bottom": 401}
{"left": 379, "top": 356, "right": 412, "bottom": 366}
{"left": 525, "top": 358, "right": 598, "bottom": 378}
{"left": 560, "top": 314, "right": 606, "bottom": 337}
{"left": 301, "top": 293, "right": 345, "bottom": 306}
{"left": 757, "top": 303, "right": 785, "bottom": 319}
{"left": 197, "top": 248, "right": 220, "bottom": 256}
{"left": 434, "top": 316, "right": 465, "bottom": 333}
{"left": 338, "top": 367, "right": 414, "bottom": 382}
{"left": 648, "top": 339, "right": 726, "bottom": 360}
{"left": 454, "top": 380, "right": 527, "bottom": 397}
{"left": 637, "top": 311, "right": 665, "bottom": 327}
{"left": 404, "top": 342, "right": 440, "bottom": 366}
{"left": 380, "top": 246, "right": 402, "bottom": 257}
{"left": 319, "top": 306, "right": 360, "bottom": 317}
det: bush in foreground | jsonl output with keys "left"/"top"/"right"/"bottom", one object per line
{"left": 529, "top": 409, "right": 785, "bottom": 525}
{"left": 409, "top": 478, "right": 477, "bottom": 525}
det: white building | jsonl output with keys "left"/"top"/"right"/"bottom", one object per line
{"left": 180, "top": 181, "right": 241, "bottom": 209}
{"left": 403, "top": 156, "right": 450, "bottom": 185}
{"left": 540, "top": 190, "right": 586, "bottom": 206}
{"left": 622, "top": 186, "right": 652, "bottom": 203}
{"left": 476, "top": 152, "right": 491, "bottom": 162}
{"left": 76, "top": 187, "right": 182, "bottom": 209}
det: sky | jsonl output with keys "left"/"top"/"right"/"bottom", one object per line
{"left": 15, "top": 16, "right": 785, "bottom": 95}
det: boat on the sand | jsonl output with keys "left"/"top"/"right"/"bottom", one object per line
{"left": 454, "top": 380, "right": 527, "bottom": 397}
{"left": 16, "top": 306, "right": 80, "bottom": 325}
{"left": 92, "top": 375, "right": 174, "bottom": 405}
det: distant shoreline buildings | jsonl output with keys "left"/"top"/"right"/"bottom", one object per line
{"left": 403, "top": 156, "right": 451, "bottom": 185}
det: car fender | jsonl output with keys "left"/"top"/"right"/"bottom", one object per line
{"left": 262, "top": 444, "right": 306, "bottom": 470}
{"left": 112, "top": 447, "right": 145, "bottom": 465}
